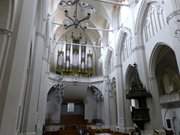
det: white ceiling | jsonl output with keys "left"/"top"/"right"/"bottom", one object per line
{"left": 49, "top": 0, "right": 128, "bottom": 45}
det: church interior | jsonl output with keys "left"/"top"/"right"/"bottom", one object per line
{"left": 0, "top": 0, "right": 180, "bottom": 135}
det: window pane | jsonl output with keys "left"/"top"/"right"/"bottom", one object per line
{"left": 67, "top": 103, "right": 74, "bottom": 112}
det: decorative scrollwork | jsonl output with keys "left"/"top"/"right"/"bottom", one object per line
{"left": 88, "top": 85, "right": 103, "bottom": 101}
{"left": 166, "top": 10, "right": 180, "bottom": 39}
{"left": 174, "top": 29, "right": 180, "bottom": 40}
{"left": 166, "top": 9, "right": 180, "bottom": 24}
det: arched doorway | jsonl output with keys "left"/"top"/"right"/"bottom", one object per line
{"left": 150, "top": 44, "right": 180, "bottom": 134}
{"left": 44, "top": 83, "right": 104, "bottom": 134}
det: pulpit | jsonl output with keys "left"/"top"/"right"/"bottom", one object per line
{"left": 126, "top": 64, "right": 152, "bottom": 130}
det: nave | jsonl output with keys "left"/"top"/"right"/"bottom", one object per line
{"left": 0, "top": 0, "right": 180, "bottom": 135}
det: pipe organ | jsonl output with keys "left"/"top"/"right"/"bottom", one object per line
{"left": 80, "top": 46, "right": 86, "bottom": 72}
{"left": 57, "top": 50, "right": 64, "bottom": 69}
{"left": 87, "top": 51, "right": 93, "bottom": 74}
{"left": 56, "top": 43, "right": 94, "bottom": 76}
{"left": 65, "top": 44, "right": 71, "bottom": 71}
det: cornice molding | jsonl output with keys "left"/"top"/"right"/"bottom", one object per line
{"left": 166, "top": 9, "right": 180, "bottom": 24}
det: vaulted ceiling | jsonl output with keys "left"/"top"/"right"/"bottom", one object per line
{"left": 49, "top": 0, "right": 128, "bottom": 44}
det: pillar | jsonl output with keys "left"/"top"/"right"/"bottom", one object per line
{"left": 0, "top": 0, "right": 38, "bottom": 134}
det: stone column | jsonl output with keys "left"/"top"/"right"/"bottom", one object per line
{"left": 36, "top": 68, "right": 49, "bottom": 135}
{"left": 102, "top": 48, "right": 112, "bottom": 128}
{"left": 114, "top": 64, "right": 126, "bottom": 132}
{"left": 148, "top": 75, "right": 162, "bottom": 129}
{"left": 172, "top": 25, "right": 180, "bottom": 72}
{"left": 102, "top": 76, "right": 111, "bottom": 128}
{"left": 26, "top": 9, "right": 47, "bottom": 135}
{"left": 96, "top": 101, "right": 102, "bottom": 121}
{"left": 0, "top": 0, "right": 38, "bottom": 134}
{"left": 36, "top": 1, "right": 51, "bottom": 133}
{"left": 0, "top": 0, "right": 23, "bottom": 126}
{"left": 134, "top": 34, "right": 150, "bottom": 88}
{"left": 25, "top": 0, "right": 49, "bottom": 134}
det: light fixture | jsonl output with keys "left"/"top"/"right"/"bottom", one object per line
{"left": 59, "top": 0, "right": 95, "bottom": 30}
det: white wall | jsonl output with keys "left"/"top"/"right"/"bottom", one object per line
{"left": 109, "top": 0, "right": 180, "bottom": 133}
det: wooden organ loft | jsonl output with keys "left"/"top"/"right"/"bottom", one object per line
{"left": 56, "top": 33, "right": 94, "bottom": 76}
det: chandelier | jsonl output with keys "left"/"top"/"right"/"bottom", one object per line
{"left": 59, "top": 0, "right": 95, "bottom": 29}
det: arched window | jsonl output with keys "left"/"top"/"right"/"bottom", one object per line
{"left": 67, "top": 103, "right": 75, "bottom": 112}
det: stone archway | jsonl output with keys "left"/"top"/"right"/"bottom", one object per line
{"left": 150, "top": 44, "right": 180, "bottom": 134}
{"left": 151, "top": 45, "right": 180, "bottom": 95}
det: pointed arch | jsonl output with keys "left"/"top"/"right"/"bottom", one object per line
{"left": 149, "top": 43, "right": 180, "bottom": 95}
{"left": 149, "top": 43, "right": 179, "bottom": 77}
{"left": 134, "top": 0, "right": 161, "bottom": 45}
